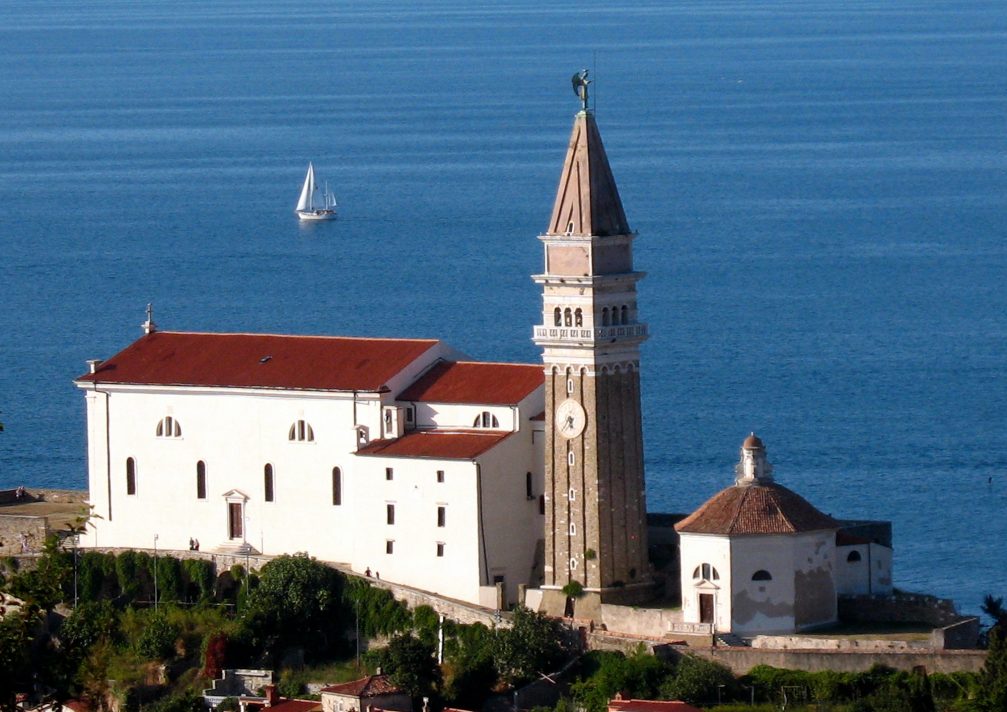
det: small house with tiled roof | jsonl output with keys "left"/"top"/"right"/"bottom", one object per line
{"left": 608, "top": 695, "right": 700, "bottom": 712}
{"left": 676, "top": 434, "right": 892, "bottom": 635}
{"left": 75, "top": 321, "right": 546, "bottom": 607}
{"left": 320, "top": 675, "right": 410, "bottom": 712}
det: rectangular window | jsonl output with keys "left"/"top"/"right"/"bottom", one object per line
{"left": 406, "top": 407, "right": 415, "bottom": 425}
{"left": 436, "top": 470, "right": 445, "bottom": 483}
{"left": 386, "top": 540, "right": 394, "bottom": 554}
{"left": 385, "top": 467, "right": 394, "bottom": 481}
{"left": 437, "top": 506, "right": 446, "bottom": 528}
{"left": 386, "top": 503, "right": 395, "bottom": 525}
{"left": 538, "top": 494, "right": 545, "bottom": 515}
{"left": 525, "top": 472, "right": 533, "bottom": 498}
{"left": 436, "top": 542, "right": 445, "bottom": 557}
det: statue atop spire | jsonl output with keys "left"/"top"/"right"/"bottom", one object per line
{"left": 571, "top": 69, "right": 591, "bottom": 111}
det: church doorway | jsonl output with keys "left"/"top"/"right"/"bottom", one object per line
{"left": 228, "top": 502, "right": 243, "bottom": 539}
{"left": 699, "top": 593, "right": 714, "bottom": 624}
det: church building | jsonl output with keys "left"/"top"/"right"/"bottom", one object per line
{"left": 75, "top": 82, "right": 894, "bottom": 633}
{"left": 676, "top": 434, "right": 893, "bottom": 635}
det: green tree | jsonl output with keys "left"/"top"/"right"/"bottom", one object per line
{"left": 134, "top": 611, "right": 181, "bottom": 660}
{"left": 492, "top": 606, "right": 572, "bottom": 686}
{"left": 572, "top": 648, "right": 669, "bottom": 712}
{"left": 239, "top": 553, "right": 345, "bottom": 659}
{"left": 8, "top": 535, "right": 71, "bottom": 610}
{"left": 659, "top": 654, "right": 737, "bottom": 705}
{"left": 0, "top": 614, "right": 32, "bottom": 712}
{"left": 58, "top": 600, "right": 119, "bottom": 658}
{"left": 976, "top": 628, "right": 1007, "bottom": 711}
{"left": 442, "top": 623, "right": 495, "bottom": 709}
{"left": 375, "top": 633, "right": 442, "bottom": 700}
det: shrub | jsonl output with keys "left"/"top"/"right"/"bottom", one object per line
{"left": 134, "top": 612, "right": 181, "bottom": 660}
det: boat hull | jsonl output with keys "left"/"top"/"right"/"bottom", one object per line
{"left": 296, "top": 209, "right": 337, "bottom": 221}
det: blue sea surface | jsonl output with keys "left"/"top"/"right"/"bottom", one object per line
{"left": 1, "top": 0, "right": 1005, "bottom": 615}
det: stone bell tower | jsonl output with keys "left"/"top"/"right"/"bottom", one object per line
{"left": 533, "top": 85, "right": 652, "bottom": 616}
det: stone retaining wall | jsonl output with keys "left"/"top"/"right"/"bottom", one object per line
{"left": 0, "top": 515, "right": 48, "bottom": 556}
{"left": 687, "top": 646, "right": 986, "bottom": 675}
{"left": 840, "top": 592, "right": 961, "bottom": 627}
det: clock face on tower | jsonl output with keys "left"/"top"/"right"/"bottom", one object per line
{"left": 555, "top": 398, "right": 587, "bottom": 439}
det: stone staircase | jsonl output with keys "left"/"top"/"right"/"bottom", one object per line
{"left": 715, "top": 632, "right": 750, "bottom": 647}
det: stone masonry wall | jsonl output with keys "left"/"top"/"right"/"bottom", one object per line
{"left": 686, "top": 646, "right": 986, "bottom": 675}
{"left": 839, "top": 592, "right": 961, "bottom": 627}
{"left": 0, "top": 515, "right": 48, "bottom": 556}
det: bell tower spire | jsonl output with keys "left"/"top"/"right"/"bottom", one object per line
{"left": 534, "top": 85, "right": 652, "bottom": 617}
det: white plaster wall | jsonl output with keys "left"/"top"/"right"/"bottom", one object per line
{"left": 870, "top": 543, "right": 893, "bottom": 595}
{"left": 835, "top": 544, "right": 869, "bottom": 596}
{"left": 413, "top": 403, "right": 517, "bottom": 431}
{"left": 792, "top": 531, "right": 838, "bottom": 630}
{"left": 476, "top": 427, "right": 544, "bottom": 604}
{"left": 728, "top": 535, "right": 797, "bottom": 635}
{"left": 678, "top": 533, "right": 732, "bottom": 632}
{"left": 79, "top": 385, "right": 374, "bottom": 553}
{"left": 349, "top": 453, "right": 482, "bottom": 604}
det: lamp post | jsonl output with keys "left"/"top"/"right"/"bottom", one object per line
{"left": 153, "top": 534, "right": 159, "bottom": 612}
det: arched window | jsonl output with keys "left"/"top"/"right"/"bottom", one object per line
{"left": 554, "top": 307, "right": 562, "bottom": 326}
{"left": 621, "top": 305, "right": 628, "bottom": 324}
{"left": 196, "top": 460, "right": 206, "bottom": 500}
{"left": 847, "top": 550, "right": 862, "bottom": 563}
{"left": 564, "top": 308, "right": 572, "bottom": 327}
{"left": 288, "top": 419, "right": 314, "bottom": 442}
{"left": 264, "top": 464, "right": 274, "bottom": 502}
{"left": 569, "top": 522, "right": 576, "bottom": 535}
{"left": 473, "top": 411, "right": 500, "bottom": 428}
{"left": 356, "top": 426, "right": 369, "bottom": 445}
{"left": 752, "top": 570, "right": 772, "bottom": 581}
{"left": 602, "top": 307, "right": 610, "bottom": 326}
{"left": 126, "top": 457, "right": 136, "bottom": 495}
{"left": 574, "top": 308, "right": 583, "bottom": 327}
{"left": 332, "top": 467, "right": 342, "bottom": 506}
{"left": 156, "top": 416, "right": 181, "bottom": 438}
{"left": 692, "top": 563, "right": 720, "bottom": 581}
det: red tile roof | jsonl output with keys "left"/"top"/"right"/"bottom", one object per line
{"left": 609, "top": 699, "right": 701, "bottom": 712}
{"left": 398, "top": 361, "right": 542, "bottom": 405}
{"left": 676, "top": 482, "right": 839, "bottom": 536}
{"left": 76, "top": 331, "right": 439, "bottom": 392}
{"left": 320, "top": 675, "right": 404, "bottom": 698}
{"left": 356, "top": 430, "right": 513, "bottom": 460}
{"left": 267, "top": 701, "right": 321, "bottom": 712}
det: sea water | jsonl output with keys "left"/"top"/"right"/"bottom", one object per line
{"left": 0, "top": 0, "right": 1004, "bottom": 615}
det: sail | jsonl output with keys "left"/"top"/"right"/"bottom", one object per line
{"left": 296, "top": 163, "right": 315, "bottom": 211}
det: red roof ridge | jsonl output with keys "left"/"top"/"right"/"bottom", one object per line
{"left": 152, "top": 330, "right": 438, "bottom": 343}
{"left": 450, "top": 359, "right": 540, "bottom": 368}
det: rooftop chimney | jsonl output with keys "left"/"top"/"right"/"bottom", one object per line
{"left": 264, "top": 685, "right": 279, "bottom": 707}
{"left": 86, "top": 359, "right": 103, "bottom": 374}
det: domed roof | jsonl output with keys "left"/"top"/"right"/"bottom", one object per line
{"left": 675, "top": 480, "right": 839, "bottom": 536}
{"left": 742, "top": 432, "right": 765, "bottom": 450}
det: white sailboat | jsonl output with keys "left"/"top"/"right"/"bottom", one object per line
{"left": 295, "top": 162, "right": 338, "bottom": 221}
